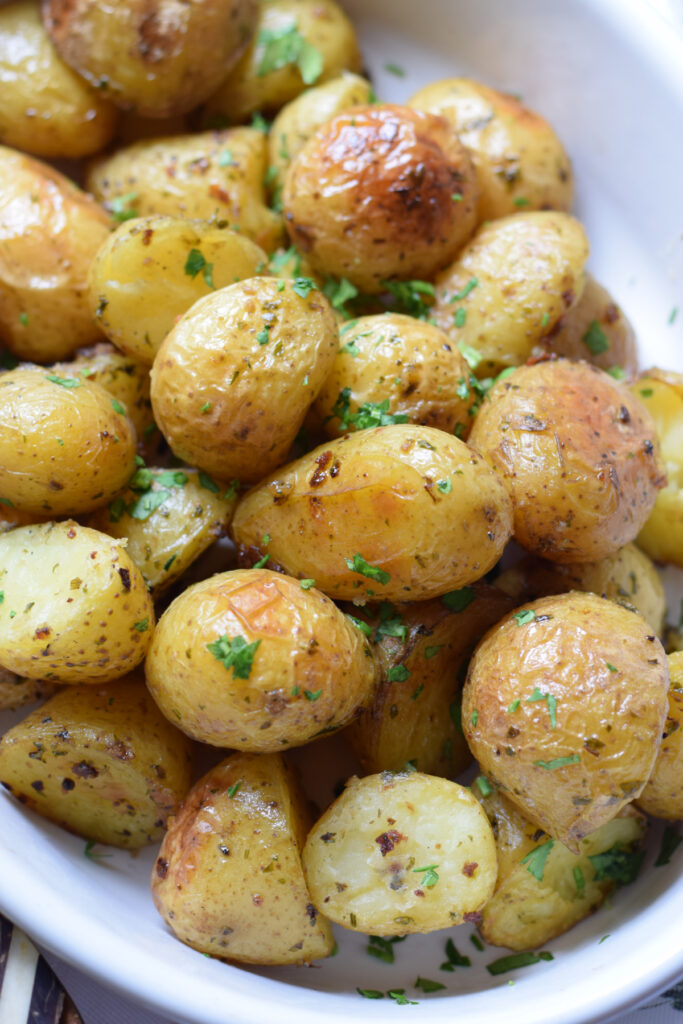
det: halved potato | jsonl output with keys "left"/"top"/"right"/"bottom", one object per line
{"left": 636, "top": 651, "right": 683, "bottom": 820}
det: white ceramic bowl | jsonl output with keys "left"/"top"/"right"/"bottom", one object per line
{"left": 1, "top": 1, "right": 682, "bottom": 1022}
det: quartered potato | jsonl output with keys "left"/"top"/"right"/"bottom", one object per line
{"left": 637, "top": 651, "right": 683, "bottom": 820}
{"left": 231, "top": 424, "right": 513, "bottom": 602}
{"left": 87, "top": 467, "right": 237, "bottom": 594}
{"left": 302, "top": 771, "right": 497, "bottom": 935}
{"left": 0, "top": 676, "right": 192, "bottom": 847}
{"left": 0, "top": 521, "right": 154, "bottom": 684}
{"left": 0, "top": 146, "right": 109, "bottom": 363}
{"left": 85, "top": 129, "right": 284, "bottom": 252}
{"left": 0, "top": 667, "right": 59, "bottom": 711}
{"left": 462, "top": 592, "right": 669, "bottom": 852}
{"left": 152, "top": 753, "right": 334, "bottom": 964}
{"left": 474, "top": 781, "right": 647, "bottom": 950}
{"left": 432, "top": 212, "right": 589, "bottom": 375}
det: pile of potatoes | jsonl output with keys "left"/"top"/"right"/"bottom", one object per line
{"left": 0, "top": 0, "right": 681, "bottom": 976}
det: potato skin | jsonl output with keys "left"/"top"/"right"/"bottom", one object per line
{"left": 302, "top": 771, "right": 497, "bottom": 935}
{"left": 150, "top": 277, "right": 338, "bottom": 483}
{"left": 0, "top": 676, "right": 192, "bottom": 848}
{"left": 636, "top": 651, "right": 683, "bottom": 820}
{"left": 283, "top": 104, "right": 479, "bottom": 292}
{"left": 469, "top": 360, "right": 665, "bottom": 563}
{"left": 0, "top": 0, "right": 118, "bottom": 158}
{"left": 0, "top": 367, "right": 137, "bottom": 516}
{"left": 231, "top": 424, "right": 513, "bottom": 602}
{"left": 433, "top": 212, "right": 589, "bottom": 376}
{"left": 409, "top": 77, "right": 573, "bottom": 221}
{"left": 152, "top": 753, "right": 334, "bottom": 964}
{"left": 88, "top": 217, "right": 267, "bottom": 365}
{"left": 42, "top": 0, "right": 258, "bottom": 117}
{"left": 145, "top": 568, "right": 377, "bottom": 750}
{"left": 0, "top": 146, "right": 109, "bottom": 363}
{"left": 0, "top": 667, "right": 59, "bottom": 711}
{"left": 462, "top": 592, "right": 669, "bottom": 851}
{"left": 0, "top": 521, "right": 155, "bottom": 684}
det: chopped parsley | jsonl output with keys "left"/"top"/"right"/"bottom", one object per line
{"left": 384, "top": 62, "right": 406, "bottom": 77}
{"left": 223, "top": 479, "right": 240, "bottom": 501}
{"left": 184, "top": 248, "right": 208, "bottom": 278}
{"left": 323, "top": 276, "right": 358, "bottom": 316}
{"left": 606, "top": 662, "right": 618, "bottom": 673}
{"left": 256, "top": 325, "right": 271, "bottom": 345}
{"left": 201, "top": 401, "right": 212, "bottom": 414}
{"left": 347, "top": 614, "right": 372, "bottom": 638}
{"left": 412, "top": 864, "right": 439, "bottom": 887}
{"left": 437, "top": 479, "right": 452, "bottom": 494}
{"left": 387, "top": 665, "right": 410, "bottom": 682}
{"left": 470, "top": 933, "right": 485, "bottom": 952}
{"left": 441, "top": 587, "right": 476, "bottom": 613}
{"left": 375, "top": 603, "right": 406, "bottom": 641}
{"left": 486, "top": 951, "right": 553, "bottom": 976}
{"left": 470, "top": 709, "right": 479, "bottom": 727}
{"left": 507, "top": 699, "right": 521, "bottom": 713}
{"left": 513, "top": 609, "right": 536, "bottom": 626}
{"left": 218, "top": 149, "right": 235, "bottom": 167}
{"left": 19, "top": 312, "right": 29, "bottom": 326}
{"left": 198, "top": 471, "right": 220, "bottom": 494}
{"left": 573, "top": 865, "right": 585, "bottom": 895}
{"left": 588, "top": 843, "right": 645, "bottom": 885}
{"left": 133, "top": 618, "right": 149, "bottom": 632}
{"left": 582, "top": 320, "right": 609, "bottom": 355}
{"left": 414, "top": 977, "right": 445, "bottom": 993}
{"left": 458, "top": 340, "right": 482, "bottom": 369}
{"left": 356, "top": 988, "right": 384, "bottom": 1000}
{"left": 110, "top": 398, "right": 125, "bottom": 414}
{"left": 257, "top": 24, "right": 323, "bottom": 85}
{"left": 655, "top": 827, "right": 682, "bottom": 867}
{"left": 607, "top": 366, "right": 626, "bottom": 379}
{"left": 520, "top": 839, "right": 554, "bottom": 882}
{"left": 424, "top": 645, "right": 443, "bottom": 659}
{"left": 45, "top": 373, "right": 81, "bottom": 389}
{"left": 453, "top": 307, "right": 467, "bottom": 328}
{"left": 206, "top": 635, "right": 261, "bottom": 680}
{"left": 345, "top": 553, "right": 390, "bottom": 584}
{"left": 84, "top": 840, "right": 111, "bottom": 862}
{"left": 513, "top": 196, "right": 530, "bottom": 207}
{"left": 382, "top": 279, "right": 435, "bottom": 319}
{"left": 127, "top": 488, "right": 170, "bottom": 520}
{"left": 525, "top": 687, "right": 557, "bottom": 729}
{"left": 474, "top": 775, "right": 492, "bottom": 797}
{"left": 388, "top": 990, "right": 418, "bottom": 1006}
{"left": 227, "top": 780, "right": 242, "bottom": 798}
{"left": 669, "top": 307, "right": 678, "bottom": 325}
{"left": 110, "top": 192, "right": 139, "bottom": 222}
{"left": 292, "top": 276, "right": 318, "bottom": 298}
{"left": 299, "top": 578, "right": 316, "bottom": 590}
{"left": 533, "top": 754, "right": 581, "bottom": 771}
{"left": 366, "top": 934, "right": 405, "bottom": 964}
{"left": 304, "top": 688, "right": 322, "bottom": 701}
{"left": 440, "top": 937, "right": 470, "bottom": 970}
{"left": 451, "top": 278, "right": 479, "bottom": 301}
{"left": 350, "top": 399, "right": 408, "bottom": 430}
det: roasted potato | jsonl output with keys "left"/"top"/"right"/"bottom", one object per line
{"left": 283, "top": 104, "right": 479, "bottom": 292}
{"left": 0, "top": 521, "right": 154, "bottom": 684}
{"left": 152, "top": 752, "right": 334, "bottom": 963}
{"left": 0, "top": 146, "right": 109, "bottom": 363}
{"left": 42, "top": 0, "right": 258, "bottom": 117}
{"left": 0, "top": 676, "right": 192, "bottom": 847}
{"left": 231, "top": 424, "right": 513, "bottom": 602}
{"left": 313, "top": 313, "right": 477, "bottom": 439}
{"left": 409, "top": 77, "right": 573, "bottom": 220}
{"left": 145, "top": 568, "right": 377, "bottom": 749}
{"left": 203, "top": 0, "right": 362, "bottom": 125}
{"left": 85, "top": 129, "right": 284, "bottom": 253}
{"left": 150, "top": 277, "right": 338, "bottom": 483}
{"left": 474, "top": 781, "right": 647, "bottom": 950}
{"left": 87, "top": 467, "right": 237, "bottom": 594}
{"left": 462, "top": 592, "right": 669, "bottom": 852}
{"left": 0, "top": 666, "right": 59, "bottom": 711}
{"left": 469, "top": 360, "right": 665, "bottom": 563}
{"left": 636, "top": 651, "right": 683, "bottom": 820}
{"left": 302, "top": 771, "right": 497, "bottom": 935}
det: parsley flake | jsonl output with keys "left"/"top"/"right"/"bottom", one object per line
{"left": 347, "top": 614, "right": 372, "bottom": 638}
{"left": 487, "top": 951, "right": 553, "bottom": 976}
{"left": 356, "top": 988, "right": 384, "bottom": 999}
{"left": 387, "top": 665, "right": 410, "bottom": 682}
{"left": 437, "top": 479, "right": 452, "bottom": 494}
{"left": 588, "top": 843, "right": 645, "bottom": 885}
{"left": 227, "top": 780, "right": 242, "bottom": 798}
{"left": 413, "top": 864, "right": 439, "bottom": 887}
{"left": 441, "top": 587, "right": 476, "bottom": 612}
{"left": 470, "top": 709, "right": 479, "bottom": 727}
{"left": 133, "top": 618, "right": 149, "bottom": 632}
{"left": 304, "top": 688, "right": 322, "bottom": 701}
{"left": 453, "top": 307, "right": 467, "bottom": 328}
{"left": 110, "top": 398, "right": 125, "bottom": 414}
{"left": 257, "top": 23, "right": 323, "bottom": 84}
{"left": 424, "top": 644, "right": 443, "bottom": 659}
{"left": 384, "top": 62, "right": 406, "bottom": 77}
{"left": 655, "top": 826, "right": 682, "bottom": 866}
{"left": 84, "top": 840, "right": 111, "bottom": 862}
{"left": 256, "top": 325, "right": 271, "bottom": 345}
{"left": 207, "top": 635, "right": 261, "bottom": 680}
{"left": 345, "top": 553, "right": 390, "bottom": 585}
{"left": 292, "top": 276, "right": 318, "bottom": 298}
{"left": 573, "top": 865, "right": 585, "bottom": 895}
{"left": 474, "top": 775, "right": 492, "bottom": 797}
{"left": 349, "top": 399, "right": 409, "bottom": 430}
{"left": 451, "top": 277, "right": 479, "bottom": 301}
{"left": 110, "top": 192, "right": 139, "bottom": 222}
{"left": 184, "top": 248, "right": 207, "bottom": 278}
{"left": 299, "top": 578, "right": 316, "bottom": 590}
{"left": 415, "top": 977, "right": 445, "bottom": 993}
{"left": 458, "top": 340, "right": 482, "bottom": 369}
{"left": 533, "top": 754, "right": 581, "bottom": 771}
{"left": 513, "top": 609, "right": 536, "bottom": 626}
{"left": 323, "top": 276, "right": 358, "bottom": 315}
{"left": 45, "top": 373, "right": 81, "bottom": 389}
{"left": 198, "top": 471, "right": 220, "bottom": 494}
{"left": 582, "top": 320, "right": 609, "bottom": 355}
{"left": 525, "top": 687, "right": 557, "bottom": 728}
{"left": 521, "top": 839, "right": 554, "bottom": 881}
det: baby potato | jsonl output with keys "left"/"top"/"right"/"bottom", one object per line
{"left": 87, "top": 467, "right": 237, "bottom": 595}
{"left": 0, "top": 0, "right": 118, "bottom": 158}
{"left": 150, "top": 277, "right": 338, "bottom": 483}
{"left": 0, "top": 667, "right": 59, "bottom": 711}
{"left": 313, "top": 313, "right": 477, "bottom": 439}
{"left": 0, "top": 146, "right": 109, "bottom": 364}
{"left": 0, "top": 676, "right": 192, "bottom": 848}
{"left": 152, "top": 753, "right": 334, "bottom": 964}
{"left": 632, "top": 369, "right": 683, "bottom": 567}
{"left": 473, "top": 781, "right": 646, "bottom": 950}
{"left": 88, "top": 217, "right": 267, "bottom": 365}
{"left": 462, "top": 592, "right": 669, "bottom": 852}
{"left": 409, "top": 77, "right": 573, "bottom": 221}
{"left": 85, "top": 129, "right": 283, "bottom": 253}
{"left": 347, "top": 583, "right": 514, "bottom": 778}
{"left": 469, "top": 360, "right": 665, "bottom": 563}
{"left": 203, "top": 0, "right": 362, "bottom": 126}
{"left": 636, "top": 651, "right": 683, "bottom": 820}
{"left": 302, "top": 771, "right": 497, "bottom": 935}
{"left": 432, "top": 212, "right": 589, "bottom": 375}
{"left": 0, "top": 367, "right": 137, "bottom": 516}
{"left": 283, "top": 104, "right": 479, "bottom": 292}
{"left": 145, "top": 568, "right": 377, "bottom": 750}
{"left": 0, "top": 521, "right": 154, "bottom": 684}
{"left": 43, "top": 0, "right": 258, "bottom": 117}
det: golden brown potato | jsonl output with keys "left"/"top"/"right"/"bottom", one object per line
{"left": 462, "top": 592, "right": 669, "bottom": 852}
{"left": 409, "top": 77, "right": 573, "bottom": 221}
{"left": 432, "top": 212, "right": 589, "bottom": 376}
{"left": 346, "top": 583, "right": 514, "bottom": 778}
{"left": 303, "top": 771, "right": 497, "bottom": 935}
{"left": 474, "top": 782, "right": 646, "bottom": 950}
{"left": 0, "top": 367, "right": 137, "bottom": 516}
{"left": 152, "top": 753, "right": 334, "bottom": 964}
{"left": 42, "top": 0, "right": 258, "bottom": 117}
{"left": 145, "top": 568, "right": 377, "bottom": 749}
{"left": 0, "top": 0, "right": 118, "bottom": 158}
{"left": 231, "top": 424, "right": 513, "bottom": 602}
{"left": 87, "top": 467, "right": 237, "bottom": 594}
{"left": 637, "top": 651, "right": 683, "bottom": 819}
{"left": 0, "top": 676, "right": 191, "bottom": 847}
{"left": 469, "top": 360, "right": 665, "bottom": 563}
{"left": 313, "top": 313, "right": 477, "bottom": 439}
{"left": 0, "top": 146, "right": 109, "bottom": 363}
{"left": 0, "top": 521, "right": 154, "bottom": 684}
{"left": 150, "top": 277, "right": 338, "bottom": 483}
{"left": 283, "top": 104, "right": 479, "bottom": 292}
{"left": 0, "top": 667, "right": 59, "bottom": 711}
{"left": 88, "top": 217, "right": 267, "bottom": 365}
{"left": 203, "top": 0, "right": 362, "bottom": 125}
{"left": 85, "top": 129, "right": 283, "bottom": 253}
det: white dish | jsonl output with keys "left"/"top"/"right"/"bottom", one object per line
{"left": 1, "top": 1, "right": 682, "bottom": 1022}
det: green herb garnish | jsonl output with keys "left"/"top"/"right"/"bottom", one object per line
{"left": 345, "top": 553, "right": 390, "bottom": 585}
{"left": 582, "top": 320, "right": 609, "bottom": 355}
{"left": 207, "top": 635, "right": 261, "bottom": 680}
{"left": 520, "top": 839, "right": 554, "bottom": 882}
{"left": 533, "top": 754, "right": 580, "bottom": 771}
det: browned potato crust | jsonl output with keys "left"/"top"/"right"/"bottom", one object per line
{"left": 462, "top": 592, "right": 669, "bottom": 851}
{"left": 469, "top": 359, "right": 665, "bottom": 563}
{"left": 283, "top": 105, "right": 479, "bottom": 292}
{"left": 0, "top": 666, "right": 59, "bottom": 711}
{"left": 637, "top": 651, "right": 683, "bottom": 820}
